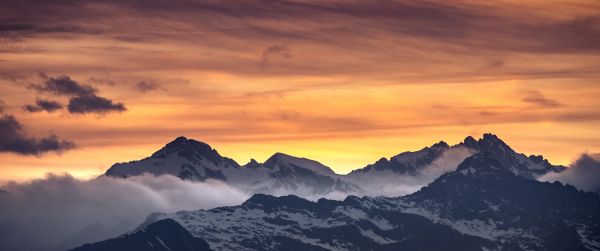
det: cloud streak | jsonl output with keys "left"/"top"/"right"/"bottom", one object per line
{"left": 2, "top": 0, "right": 599, "bottom": 80}
{"left": 67, "top": 95, "right": 126, "bottom": 114}
{"left": 260, "top": 45, "right": 291, "bottom": 68}
{"left": 135, "top": 81, "right": 164, "bottom": 93}
{"left": 522, "top": 90, "right": 562, "bottom": 108}
{"left": 29, "top": 75, "right": 96, "bottom": 97}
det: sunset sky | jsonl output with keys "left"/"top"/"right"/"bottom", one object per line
{"left": 1, "top": 0, "right": 599, "bottom": 181}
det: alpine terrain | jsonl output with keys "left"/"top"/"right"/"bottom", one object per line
{"left": 79, "top": 151, "right": 600, "bottom": 250}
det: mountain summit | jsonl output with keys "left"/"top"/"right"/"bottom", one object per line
{"left": 263, "top": 152, "right": 337, "bottom": 176}
{"left": 150, "top": 137, "right": 237, "bottom": 167}
{"left": 104, "top": 137, "right": 238, "bottom": 181}
{"left": 458, "top": 133, "right": 565, "bottom": 178}
{"left": 349, "top": 133, "right": 564, "bottom": 180}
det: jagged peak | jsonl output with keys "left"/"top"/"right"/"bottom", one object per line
{"left": 431, "top": 140, "right": 450, "bottom": 149}
{"left": 482, "top": 133, "right": 498, "bottom": 139}
{"left": 462, "top": 135, "right": 478, "bottom": 148}
{"left": 479, "top": 133, "right": 504, "bottom": 145}
{"left": 458, "top": 133, "right": 513, "bottom": 152}
{"left": 480, "top": 133, "right": 508, "bottom": 145}
{"left": 244, "top": 158, "right": 261, "bottom": 168}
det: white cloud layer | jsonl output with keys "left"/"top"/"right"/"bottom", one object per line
{"left": 0, "top": 174, "right": 249, "bottom": 251}
{"left": 539, "top": 153, "right": 600, "bottom": 193}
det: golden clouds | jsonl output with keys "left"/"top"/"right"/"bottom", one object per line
{"left": 0, "top": 0, "right": 599, "bottom": 180}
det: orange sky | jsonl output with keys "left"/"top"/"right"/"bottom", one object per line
{"left": 1, "top": 0, "right": 599, "bottom": 182}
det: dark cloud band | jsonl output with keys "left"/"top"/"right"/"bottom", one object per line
{"left": 28, "top": 74, "right": 127, "bottom": 115}
{"left": 24, "top": 98, "right": 63, "bottom": 113}
{"left": 0, "top": 114, "right": 75, "bottom": 155}
{"left": 68, "top": 95, "right": 126, "bottom": 114}
{"left": 29, "top": 75, "right": 96, "bottom": 97}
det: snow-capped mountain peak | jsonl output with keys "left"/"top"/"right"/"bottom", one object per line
{"left": 264, "top": 152, "right": 336, "bottom": 176}
{"left": 458, "top": 133, "right": 565, "bottom": 178}
{"left": 150, "top": 136, "right": 238, "bottom": 167}
{"left": 104, "top": 137, "right": 239, "bottom": 180}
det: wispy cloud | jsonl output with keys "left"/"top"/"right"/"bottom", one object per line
{"left": 522, "top": 90, "right": 562, "bottom": 108}
{"left": 135, "top": 81, "right": 165, "bottom": 93}
{"left": 260, "top": 45, "right": 291, "bottom": 68}
{"left": 2, "top": 0, "right": 599, "bottom": 80}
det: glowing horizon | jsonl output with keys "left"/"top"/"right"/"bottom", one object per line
{"left": 1, "top": 0, "right": 599, "bottom": 182}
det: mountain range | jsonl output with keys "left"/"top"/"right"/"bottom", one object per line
{"left": 67, "top": 133, "right": 600, "bottom": 250}
{"left": 76, "top": 150, "right": 600, "bottom": 250}
{"left": 104, "top": 133, "right": 566, "bottom": 198}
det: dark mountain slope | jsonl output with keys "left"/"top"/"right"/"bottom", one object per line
{"left": 71, "top": 219, "right": 211, "bottom": 251}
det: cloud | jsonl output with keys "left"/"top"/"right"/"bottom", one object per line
{"left": 0, "top": 174, "right": 249, "bottom": 251}
{"left": 260, "top": 45, "right": 291, "bottom": 67}
{"left": 29, "top": 75, "right": 96, "bottom": 97}
{"left": 0, "top": 21, "right": 99, "bottom": 40}
{"left": 345, "top": 146, "right": 475, "bottom": 197}
{"left": 135, "top": 81, "right": 164, "bottom": 92}
{"left": 68, "top": 95, "right": 126, "bottom": 114}
{"left": 0, "top": 23, "right": 35, "bottom": 32}
{"left": 276, "top": 109, "right": 300, "bottom": 121}
{"left": 1, "top": 0, "right": 599, "bottom": 82}
{"left": 28, "top": 74, "right": 127, "bottom": 115}
{"left": 23, "top": 98, "right": 63, "bottom": 113}
{"left": 0, "top": 99, "right": 5, "bottom": 113}
{"left": 522, "top": 90, "right": 562, "bottom": 108}
{"left": 539, "top": 153, "right": 600, "bottom": 193}
{"left": 0, "top": 114, "right": 75, "bottom": 155}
